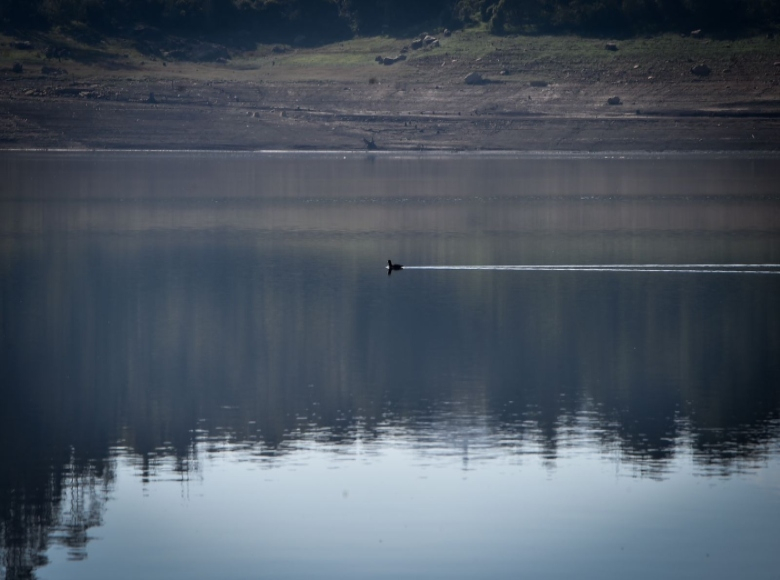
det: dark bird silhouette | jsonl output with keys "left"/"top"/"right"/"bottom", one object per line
{"left": 387, "top": 259, "right": 403, "bottom": 275}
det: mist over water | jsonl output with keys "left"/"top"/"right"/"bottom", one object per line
{"left": 1, "top": 152, "right": 779, "bottom": 579}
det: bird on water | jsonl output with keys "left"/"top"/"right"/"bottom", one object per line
{"left": 387, "top": 260, "right": 403, "bottom": 275}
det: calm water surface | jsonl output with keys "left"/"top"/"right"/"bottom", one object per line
{"left": 1, "top": 152, "right": 779, "bottom": 579}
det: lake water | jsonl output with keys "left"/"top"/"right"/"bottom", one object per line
{"left": 1, "top": 152, "right": 779, "bottom": 580}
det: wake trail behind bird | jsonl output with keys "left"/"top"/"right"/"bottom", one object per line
{"left": 400, "top": 264, "right": 780, "bottom": 274}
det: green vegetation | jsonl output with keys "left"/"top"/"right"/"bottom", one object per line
{"left": 2, "top": 0, "right": 778, "bottom": 45}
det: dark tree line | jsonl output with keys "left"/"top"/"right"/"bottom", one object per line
{"left": 1, "top": 0, "right": 779, "bottom": 43}
{"left": 462, "top": 0, "right": 780, "bottom": 34}
{"left": 0, "top": 0, "right": 451, "bottom": 40}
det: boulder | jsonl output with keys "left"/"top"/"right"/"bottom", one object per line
{"left": 133, "top": 25, "right": 164, "bottom": 41}
{"left": 443, "top": 29, "right": 451, "bottom": 37}
{"left": 14, "top": 40, "right": 33, "bottom": 50}
{"left": 691, "top": 63, "right": 711, "bottom": 76}
{"left": 382, "top": 55, "right": 406, "bottom": 66}
{"left": 464, "top": 72, "right": 484, "bottom": 85}
{"left": 189, "top": 42, "right": 230, "bottom": 62}
{"left": 605, "top": 42, "right": 618, "bottom": 51}
{"left": 41, "top": 65, "right": 67, "bottom": 75}
{"left": 165, "top": 50, "right": 188, "bottom": 60}
{"left": 423, "top": 35, "right": 437, "bottom": 45}
{"left": 411, "top": 39, "right": 423, "bottom": 50}
{"left": 607, "top": 96, "right": 621, "bottom": 105}
{"left": 691, "top": 29, "right": 703, "bottom": 38}
{"left": 45, "top": 45, "right": 69, "bottom": 60}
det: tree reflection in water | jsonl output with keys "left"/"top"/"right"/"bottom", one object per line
{"left": 0, "top": 453, "right": 111, "bottom": 579}
{"left": 2, "top": 238, "right": 779, "bottom": 577}
{"left": 1, "top": 152, "right": 779, "bottom": 577}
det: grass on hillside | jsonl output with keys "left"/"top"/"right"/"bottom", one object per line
{"left": 1, "top": 26, "right": 778, "bottom": 85}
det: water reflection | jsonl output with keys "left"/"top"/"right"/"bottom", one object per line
{"left": 1, "top": 153, "right": 779, "bottom": 579}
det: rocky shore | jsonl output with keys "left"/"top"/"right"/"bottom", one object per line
{"left": 2, "top": 29, "right": 779, "bottom": 152}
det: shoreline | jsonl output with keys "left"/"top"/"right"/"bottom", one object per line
{"left": 4, "top": 85, "right": 779, "bottom": 153}
{"left": 4, "top": 147, "right": 780, "bottom": 157}
{"left": 2, "top": 30, "right": 779, "bottom": 152}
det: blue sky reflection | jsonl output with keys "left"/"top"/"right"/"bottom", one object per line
{"left": 40, "top": 435, "right": 780, "bottom": 580}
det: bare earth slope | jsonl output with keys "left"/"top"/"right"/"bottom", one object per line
{"left": 1, "top": 29, "right": 779, "bottom": 151}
